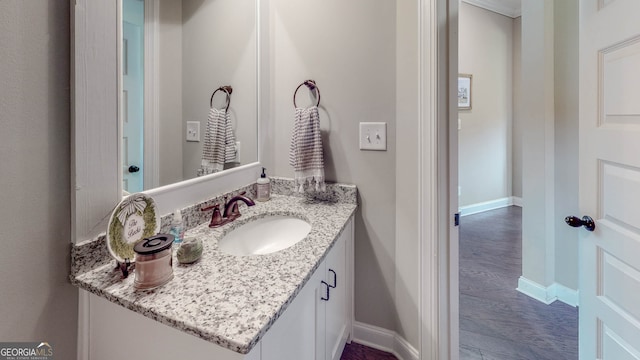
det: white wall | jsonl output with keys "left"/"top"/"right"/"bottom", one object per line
{"left": 521, "top": 0, "right": 556, "bottom": 288}
{"left": 458, "top": 3, "right": 514, "bottom": 207}
{"left": 267, "top": 0, "right": 400, "bottom": 336}
{"left": 553, "top": 0, "right": 579, "bottom": 292}
{"left": 0, "top": 1, "right": 77, "bottom": 358}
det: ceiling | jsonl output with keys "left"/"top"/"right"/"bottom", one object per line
{"left": 462, "top": 0, "right": 522, "bottom": 18}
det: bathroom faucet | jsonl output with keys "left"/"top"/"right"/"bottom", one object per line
{"left": 223, "top": 193, "right": 256, "bottom": 219}
{"left": 201, "top": 192, "right": 255, "bottom": 228}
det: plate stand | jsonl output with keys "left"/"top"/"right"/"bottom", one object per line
{"left": 115, "top": 258, "right": 133, "bottom": 278}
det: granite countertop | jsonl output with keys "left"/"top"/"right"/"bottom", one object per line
{"left": 70, "top": 180, "right": 357, "bottom": 354}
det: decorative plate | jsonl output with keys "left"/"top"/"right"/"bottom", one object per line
{"left": 107, "top": 193, "right": 160, "bottom": 263}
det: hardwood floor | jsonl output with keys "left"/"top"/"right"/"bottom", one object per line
{"left": 459, "top": 206, "right": 578, "bottom": 360}
{"left": 341, "top": 342, "right": 398, "bottom": 360}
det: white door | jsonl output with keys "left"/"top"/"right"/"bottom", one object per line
{"left": 578, "top": 0, "right": 640, "bottom": 358}
{"left": 122, "top": 20, "right": 144, "bottom": 193}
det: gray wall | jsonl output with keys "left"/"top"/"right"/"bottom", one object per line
{"left": 394, "top": 0, "right": 420, "bottom": 346}
{"left": 181, "top": 0, "right": 258, "bottom": 179}
{"left": 157, "top": 0, "right": 259, "bottom": 186}
{"left": 158, "top": 0, "right": 184, "bottom": 186}
{"left": 458, "top": 3, "right": 514, "bottom": 207}
{"left": 267, "top": 0, "right": 398, "bottom": 333}
{"left": 512, "top": 16, "right": 523, "bottom": 198}
{"left": 553, "top": 0, "right": 579, "bottom": 291}
{"left": 0, "top": 1, "right": 77, "bottom": 358}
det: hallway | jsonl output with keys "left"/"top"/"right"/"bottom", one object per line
{"left": 459, "top": 206, "right": 578, "bottom": 360}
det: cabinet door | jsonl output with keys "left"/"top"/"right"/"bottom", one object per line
{"left": 86, "top": 291, "right": 257, "bottom": 360}
{"left": 261, "top": 261, "right": 325, "bottom": 360}
{"left": 324, "top": 224, "right": 350, "bottom": 360}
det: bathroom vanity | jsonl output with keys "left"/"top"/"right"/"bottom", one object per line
{"left": 71, "top": 2, "right": 356, "bottom": 358}
{"left": 71, "top": 179, "right": 356, "bottom": 360}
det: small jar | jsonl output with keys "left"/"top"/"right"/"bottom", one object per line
{"left": 133, "top": 234, "right": 174, "bottom": 289}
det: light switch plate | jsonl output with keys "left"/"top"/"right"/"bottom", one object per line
{"left": 359, "top": 122, "right": 387, "bottom": 151}
{"left": 186, "top": 121, "right": 200, "bottom": 142}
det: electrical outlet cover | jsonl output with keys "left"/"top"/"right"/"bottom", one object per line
{"left": 186, "top": 121, "right": 200, "bottom": 142}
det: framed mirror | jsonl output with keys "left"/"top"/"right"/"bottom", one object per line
{"left": 120, "top": 0, "right": 259, "bottom": 193}
{"left": 72, "top": 0, "right": 267, "bottom": 243}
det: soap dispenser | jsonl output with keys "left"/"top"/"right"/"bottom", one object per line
{"left": 169, "top": 209, "right": 185, "bottom": 244}
{"left": 256, "top": 167, "right": 271, "bottom": 202}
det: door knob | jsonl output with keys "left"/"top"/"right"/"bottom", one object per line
{"left": 128, "top": 165, "right": 140, "bottom": 173}
{"left": 564, "top": 215, "right": 595, "bottom": 232}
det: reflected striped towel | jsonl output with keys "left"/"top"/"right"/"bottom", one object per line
{"left": 289, "top": 106, "right": 326, "bottom": 192}
{"left": 200, "top": 108, "right": 236, "bottom": 175}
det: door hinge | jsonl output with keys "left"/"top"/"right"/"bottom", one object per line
{"left": 454, "top": 212, "right": 460, "bottom": 227}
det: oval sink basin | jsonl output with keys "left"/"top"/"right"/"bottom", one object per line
{"left": 218, "top": 216, "right": 311, "bottom": 256}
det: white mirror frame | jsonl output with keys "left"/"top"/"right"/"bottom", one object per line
{"left": 71, "top": 0, "right": 269, "bottom": 243}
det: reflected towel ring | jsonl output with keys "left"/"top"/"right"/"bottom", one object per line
{"left": 210, "top": 86, "right": 233, "bottom": 111}
{"left": 293, "top": 80, "right": 321, "bottom": 108}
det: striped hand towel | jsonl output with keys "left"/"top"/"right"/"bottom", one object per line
{"left": 200, "top": 108, "right": 236, "bottom": 175}
{"left": 289, "top": 106, "right": 326, "bottom": 192}
{"left": 223, "top": 111, "right": 237, "bottom": 164}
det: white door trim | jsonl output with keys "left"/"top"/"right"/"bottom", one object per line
{"left": 418, "top": 0, "right": 459, "bottom": 359}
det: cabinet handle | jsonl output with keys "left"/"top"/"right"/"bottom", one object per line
{"left": 328, "top": 269, "right": 337, "bottom": 288}
{"left": 321, "top": 281, "right": 330, "bottom": 301}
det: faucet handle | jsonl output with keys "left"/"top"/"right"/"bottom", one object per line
{"left": 201, "top": 204, "right": 227, "bottom": 228}
{"left": 200, "top": 204, "right": 219, "bottom": 212}
{"left": 228, "top": 202, "right": 240, "bottom": 219}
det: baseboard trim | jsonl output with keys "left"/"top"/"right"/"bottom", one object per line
{"left": 517, "top": 276, "right": 556, "bottom": 304}
{"left": 512, "top": 196, "right": 522, "bottom": 207}
{"left": 516, "top": 277, "right": 579, "bottom": 307}
{"left": 459, "top": 197, "right": 518, "bottom": 216}
{"left": 352, "top": 322, "right": 419, "bottom": 360}
{"left": 553, "top": 283, "right": 579, "bottom": 307}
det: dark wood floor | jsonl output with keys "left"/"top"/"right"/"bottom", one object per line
{"left": 459, "top": 206, "right": 578, "bottom": 360}
{"left": 341, "top": 342, "right": 398, "bottom": 360}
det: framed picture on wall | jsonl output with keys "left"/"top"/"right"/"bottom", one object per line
{"left": 458, "top": 74, "right": 472, "bottom": 110}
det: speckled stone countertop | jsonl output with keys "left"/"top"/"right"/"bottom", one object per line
{"left": 70, "top": 179, "right": 357, "bottom": 354}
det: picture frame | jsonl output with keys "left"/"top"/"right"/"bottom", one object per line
{"left": 458, "top": 74, "right": 472, "bottom": 110}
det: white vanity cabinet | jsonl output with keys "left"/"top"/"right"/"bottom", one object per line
{"left": 261, "top": 219, "right": 352, "bottom": 360}
{"left": 81, "top": 219, "right": 353, "bottom": 360}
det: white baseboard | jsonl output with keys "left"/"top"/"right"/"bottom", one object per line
{"left": 352, "top": 322, "right": 419, "bottom": 360}
{"left": 516, "top": 276, "right": 556, "bottom": 304}
{"left": 459, "top": 196, "right": 520, "bottom": 216}
{"left": 512, "top": 196, "right": 522, "bottom": 207}
{"left": 516, "top": 277, "right": 579, "bottom": 307}
{"left": 552, "top": 283, "right": 579, "bottom": 307}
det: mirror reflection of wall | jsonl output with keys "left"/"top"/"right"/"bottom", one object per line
{"left": 121, "top": 0, "right": 258, "bottom": 193}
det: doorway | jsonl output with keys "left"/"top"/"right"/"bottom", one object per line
{"left": 457, "top": 1, "right": 580, "bottom": 358}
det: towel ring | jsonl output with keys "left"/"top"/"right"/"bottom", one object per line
{"left": 210, "top": 86, "right": 233, "bottom": 111}
{"left": 293, "top": 80, "right": 321, "bottom": 108}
